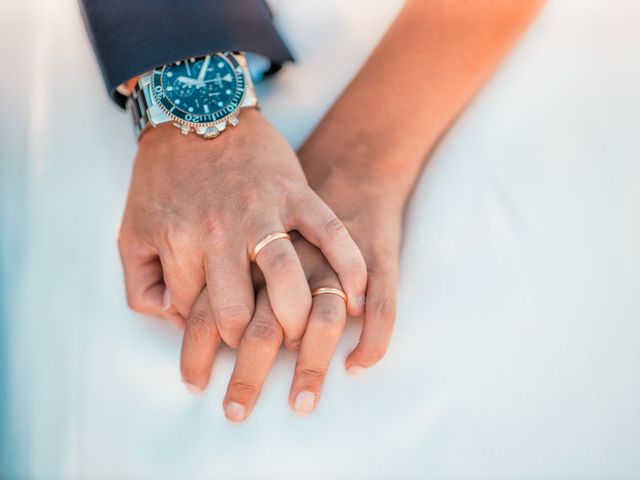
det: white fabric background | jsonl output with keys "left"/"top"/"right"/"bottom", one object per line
{"left": 1, "top": 0, "right": 640, "bottom": 479}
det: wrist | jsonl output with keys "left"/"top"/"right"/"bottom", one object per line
{"left": 299, "top": 140, "right": 414, "bottom": 214}
{"left": 117, "top": 75, "right": 142, "bottom": 97}
{"left": 300, "top": 156, "right": 408, "bottom": 229}
{"left": 139, "top": 106, "right": 264, "bottom": 150}
{"left": 127, "top": 53, "right": 258, "bottom": 141}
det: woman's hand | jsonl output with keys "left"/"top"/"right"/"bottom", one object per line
{"left": 117, "top": 109, "right": 367, "bottom": 352}
{"left": 180, "top": 234, "right": 348, "bottom": 421}
{"left": 290, "top": 0, "right": 545, "bottom": 372}
{"left": 299, "top": 144, "right": 406, "bottom": 374}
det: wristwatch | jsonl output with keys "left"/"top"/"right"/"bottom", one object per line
{"left": 126, "top": 52, "right": 258, "bottom": 140}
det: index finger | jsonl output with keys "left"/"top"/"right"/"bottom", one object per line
{"left": 289, "top": 276, "right": 347, "bottom": 416}
{"left": 288, "top": 192, "right": 367, "bottom": 317}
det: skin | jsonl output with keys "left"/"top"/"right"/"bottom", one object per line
{"left": 120, "top": 0, "right": 546, "bottom": 421}
{"left": 298, "top": 0, "right": 548, "bottom": 372}
{"left": 181, "top": 234, "right": 347, "bottom": 421}
{"left": 217, "top": 0, "right": 547, "bottom": 420}
{"left": 118, "top": 108, "right": 367, "bottom": 357}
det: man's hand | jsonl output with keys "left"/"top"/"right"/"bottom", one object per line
{"left": 177, "top": 132, "right": 406, "bottom": 415}
{"left": 117, "top": 109, "right": 367, "bottom": 354}
{"left": 180, "top": 156, "right": 405, "bottom": 422}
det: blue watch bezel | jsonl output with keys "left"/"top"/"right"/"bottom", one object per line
{"left": 150, "top": 52, "right": 247, "bottom": 127}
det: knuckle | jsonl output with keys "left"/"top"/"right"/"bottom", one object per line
{"left": 295, "top": 365, "right": 327, "bottom": 379}
{"left": 155, "top": 222, "right": 190, "bottom": 256}
{"left": 323, "top": 217, "right": 347, "bottom": 240}
{"left": 237, "top": 189, "right": 261, "bottom": 211}
{"left": 367, "top": 253, "right": 399, "bottom": 278}
{"left": 216, "top": 304, "right": 252, "bottom": 331}
{"left": 245, "top": 321, "right": 281, "bottom": 346}
{"left": 229, "top": 380, "right": 259, "bottom": 395}
{"left": 281, "top": 179, "right": 305, "bottom": 204}
{"left": 200, "top": 213, "right": 227, "bottom": 249}
{"left": 314, "top": 305, "right": 345, "bottom": 336}
{"left": 187, "top": 308, "right": 214, "bottom": 338}
{"left": 317, "top": 299, "right": 344, "bottom": 317}
{"left": 154, "top": 225, "right": 174, "bottom": 252}
{"left": 266, "top": 250, "right": 295, "bottom": 274}
{"left": 371, "top": 292, "right": 397, "bottom": 327}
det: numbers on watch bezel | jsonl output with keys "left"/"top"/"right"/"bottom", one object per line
{"left": 150, "top": 52, "right": 247, "bottom": 128}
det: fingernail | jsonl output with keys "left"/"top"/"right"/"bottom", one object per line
{"left": 294, "top": 391, "right": 316, "bottom": 416}
{"left": 224, "top": 402, "right": 246, "bottom": 424}
{"left": 162, "top": 289, "right": 172, "bottom": 311}
{"left": 347, "top": 365, "right": 366, "bottom": 377}
{"left": 183, "top": 381, "right": 202, "bottom": 394}
{"left": 357, "top": 295, "right": 366, "bottom": 310}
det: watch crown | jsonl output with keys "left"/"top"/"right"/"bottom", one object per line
{"left": 204, "top": 126, "right": 220, "bottom": 139}
{"left": 229, "top": 116, "right": 239, "bottom": 127}
{"left": 180, "top": 125, "right": 190, "bottom": 135}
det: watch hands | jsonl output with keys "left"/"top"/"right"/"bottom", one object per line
{"left": 173, "top": 77, "right": 223, "bottom": 98}
{"left": 198, "top": 55, "right": 211, "bottom": 83}
{"left": 177, "top": 59, "right": 231, "bottom": 90}
{"left": 177, "top": 76, "right": 201, "bottom": 86}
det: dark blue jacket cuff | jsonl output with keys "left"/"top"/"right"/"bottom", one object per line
{"left": 79, "top": 0, "right": 294, "bottom": 108}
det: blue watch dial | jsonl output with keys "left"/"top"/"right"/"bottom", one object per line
{"left": 151, "top": 53, "right": 246, "bottom": 125}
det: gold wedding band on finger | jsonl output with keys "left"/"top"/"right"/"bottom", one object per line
{"left": 250, "top": 232, "right": 291, "bottom": 262}
{"left": 311, "top": 287, "right": 348, "bottom": 304}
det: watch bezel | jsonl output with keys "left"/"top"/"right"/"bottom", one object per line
{"left": 150, "top": 52, "right": 247, "bottom": 129}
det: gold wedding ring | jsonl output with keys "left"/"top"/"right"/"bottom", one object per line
{"left": 311, "top": 287, "right": 348, "bottom": 304}
{"left": 250, "top": 232, "right": 291, "bottom": 262}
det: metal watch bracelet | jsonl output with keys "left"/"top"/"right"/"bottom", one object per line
{"left": 126, "top": 78, "right": 153, "bottom": 139}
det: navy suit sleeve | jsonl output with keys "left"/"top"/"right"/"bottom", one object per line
{"left": 79, "top": 0, "right": 294, "bottom": 107}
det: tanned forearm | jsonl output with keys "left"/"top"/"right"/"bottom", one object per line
{"left": 300, "top": 0, "right": 546, "bottom": 202}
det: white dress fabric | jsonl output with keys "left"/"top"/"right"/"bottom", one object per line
{"left": 1, "top": 0, "right": 640, "bottom": 478}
